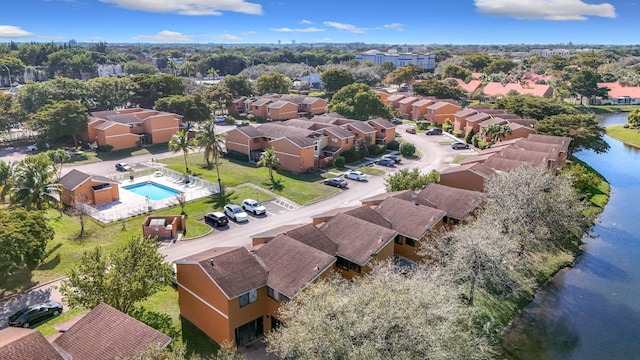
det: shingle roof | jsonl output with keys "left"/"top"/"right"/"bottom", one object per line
{"left": 360, "top": 190, "right": 414, "bottom": 204}
{"left": 233, "top": 125, "right": 264, "bottom": 138}
{"left": 454, "top": 108, "right": 479, "bottom": 117}
{"left": 322, "top": 125, "right": 354, "bottom": 139}
{"left": 412, "top": 99, "right": 436, "bottom": 107}
{"left": 52, "top": 303, "right": 171, "bottom": 360}
{"left": 58, "top": 169, "right": 118, "bottom": 191}
{"left": 342, "top": 121, "right": 376, "bottom": 133}
{"left": 0, "top": 327, "right": 63, "bottom": 360}
{"left": 415, "top": 183, "right": 485, "bottom": 221}
{"left": 367, "top": 117, "right": 395, "bottom": 129}
{"left": 427, "top": 101, "right": 460, "bottom": 110}
{"left": 320, "top": 213, "right": 397, "bottom": 266}
{"left": 94, "top": 121, "right": 124, "bottom": 131}
{"left": 268, "top": 100, "right": 296, "bottom": 109}
{"left": 398, "top": 96, "right": 418, "bottom": 105}
{"left": 250, "top": 98, "right": 275, "bottom": 106}
{"left": 302, "top": 96, "right": 324, "bottom": 105}
{"left": 103, "top": 113, "right": 144, "bottom": 125}
{"left": 284, "top": 223, "right": 339, "bottom": 255}
{"left": 250, "top": 224, "right": 307, "bottom": 240}
{"left": 283, "top": 119, "right": 315, "bottom": 129}
{"left": 255, "top": 235, "right": 335, "bottom": 298}
{"left": 189, "top": 247, "right": 268, "bottom": 299}
{"left": 343, "top": 205, "right": 393, "bottom": 229}
{"left": 466, "top": 113, "right": 493, "bottom": 123}
{"left": 374, "top": 197, "right": 446, "bottom": 240}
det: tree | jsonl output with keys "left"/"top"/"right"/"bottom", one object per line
{"left": 195, "top": 120, "right": 227, "bottom": 190}
{"left": 60, "top": 236, "right": 174, "bottom": 313}
{"left": 87, "top": 76, "right": 134, "bottom": 110}
{"left": 383, "top": 65, "right": 422, "bottom": 87}
{"left": 483, "top": 58, "right": 518, "bottom": 75}
{"left": 0, "top": 208, "right": 55, "bottom": 283}
{"left": 412, "top": 79, "right": 464, "bottom": 99}
{"left": 131, "top": 74, "right": 186, "bottom": 109}
{"left": 204, "top": 85, "right": 234, "bottom": 115}
{"left": 321, "top": 68, "right": 355, "bottom": 94}
{"left": 168, "top": 130, "right": 197, "bottom": 173}
{"left": 558, "top": 163, "right": 603, "bottom": 197}
{"left": 17, "top": 76, "right": 90, "bottom": 113}
{"left": 463, "top": 53, "right": 491, "bottom": 72}
{"left": 10, "top": 154, "right": 61, "bottom": 211}
{"left": 71, "top": 194, "right": 90, "bottom": 236}
{"left": 327, "top": 83, "right": 393, "bottom": 120}
{"left": 257, "top": 147, "right": 280, "bottom": 181}
{"left": 493, "top": 94, "right": 576, "bottom": 120}
{"left": 46, "top": 149, "right": 71, "bottom": 181}
{"left": 399, "top": 141, "right": 416, "bottom": 156}
{"left": 384, "top": 167, "right": 438, "bottom": 191}
{"left": 154, "top": 94, "right": 211, "bottom": 125}
{"left": 0, "top": 160, "right": 15, "bottom": 203}
{"left": 254, "top": 72, "right": 292, "bottom": 95}
{"left": 536, "top": 114, "right": 609, "bottom": 154}
{"left": 32, "top": 100, "right": 89, "bottom": 146}
{"left": 441, "top": 64, "right": 472, "bottom": 81}
{"left": 480, "top": 124, "right": 512, "bottom": 143}
{"left": 123, "top": 61, "right": 158, "bottom": 75}
{"left": 221, "top": 74, "right": 253, "bottom": 97}
{"left": 266, "top": 264, "right": 493, "bottom": 359}
{"left": 570, "top": 69, "right": 609, "bottom": 104}
{"left": 628, "top": 108, "right": 640, "bottom": 128}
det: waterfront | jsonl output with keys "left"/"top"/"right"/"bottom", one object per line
{"left": 503, "top": 113, "right": 640, "bottom": 359}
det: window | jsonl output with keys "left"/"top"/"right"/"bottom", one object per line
{"left": 239, "top": 289, "right": 258, "bottom": 307}
{"left": 331, "top": 138, "right": 338, "bottom": 143}
{"left": 280, "top": 295, "right": 290, "bottom": 303}
{"left": 253, "top": 138, "right": 259, "bottom": 143}
{"left": 267, "top": 286, "right": 278, "bottom": 301}
{"left": 336, "top": 257, "right": 361, "bottom": 273}
{"left": 405, "top": 238, "right": 416, "bottom": 247}
{"left": 345, "top": 138, "right": 349, "bottom": 144}
{"left": 381, "top": 128, "right": 386, "bottom": 133}
{"left": 394, "top": 235, "right": 403, "bottom": 245}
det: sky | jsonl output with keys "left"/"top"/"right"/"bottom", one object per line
{"left": 0, "top": 0, "right": 637, "bottom": 45}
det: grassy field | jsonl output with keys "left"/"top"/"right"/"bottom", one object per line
{"left": 67, "top": 143, "right": 170, "bottom": 164}
{"left": 606, "top": 124, "right": 640, "bottom": 148}
{"left": 160, "top": 154, "right": 339, "bottom": 205}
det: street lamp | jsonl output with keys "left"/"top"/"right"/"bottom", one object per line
{"left": 1, "top": 64, "right": 10, "bottom": 90}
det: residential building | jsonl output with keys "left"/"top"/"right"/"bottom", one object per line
{"left": 397, "top": 96, "right": 419, "bottom": 118}
{"left": 424, "top": 101, "right": 462, "bottom": 125}
{"left": 266, "top": 100, "right": 299, "bottom": 121}
{"left": 0, "top": 327, "right": 63, "bottom": 360}
{"left": 58, "top": 169, "right": 119, "bottom": 207}
{"left": 411, "top": 98, "right": 436, "bottom": 120}
{"left": 481, "top": 82, "right": 553, "bottom": 99}
{"left": 414, "top": 183, "right": 485, "bottom": 226}
{"left": 355, "top": 49, "right": 436, "bottom": 71}
{"left": 439, "top": 163, "right": 496, "bottom": 192}
{"left": 85, "top": 108, "right": 182, "bottom": 151}
{"left": 239, "top": 94, "right": 327, "bottom": 119}
{"left": 596, "top": 83, "right": 640, "bottom": 105}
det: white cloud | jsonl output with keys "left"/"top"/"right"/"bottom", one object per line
{"left": 242, "top": 30, "right": 257, "bottom": 36}
{"left": 0, "top": 25, "right": 34, "bottom": 38}
{"left": 271, "top": 27, "right": 325, "bottom": 33}
{"left": 475, "top": 0, "right": 616, "bottom": 20}
{"left": 133, "top": 30, "right": 194, "bottom": 43}
{"left": 300, "top": 19, "right": 312, "bottom": 24}
{"left": 323, "top": 21, "right": 366, "bottom": 34}
{"left": 99, "top": 0, "right": 262, "bottom": 16}
{"left": 381, "top": 23, "right": 405, "bottom": 31}
{"left": 214, "top": 33, "right": 242, "bottom": 41}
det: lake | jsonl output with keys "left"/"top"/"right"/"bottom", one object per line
{"left": 503, "top": 113, "right": 640, "bottom": 359}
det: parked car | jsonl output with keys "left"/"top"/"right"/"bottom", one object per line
{"left": 223, "top": 204, "right": 249, "bottom": 222}
{"left": 375, "top": 158, "right": 396, "bottom": 167}
{"left": 324, "top": 178, "right": 348, "bottom": 188}
{"left": 214, "top": 115, "right": 226, "bottom": 124}
{"left": 391, "top": 118, "right": 403, "bottom": 125}
{"left": 8, "top": 302, "right": 63, "bottom": 328}
{"left": 451, "top": 142, "right": 470, "bottom": 150}
{"left": 235, "top": 120, "right": 249, "bottom": 127}
{"left": 115, "top": 162, "right": 131, "bottom": 172}
{"left": 204, "top": 212, "right": 228, "bottom": 227}
{"left": 242, "top": 199, "right": 266, "bottom": 215}
{"left": 405, "top": 127, "right": 416, "bottom": 134}
{"left": 425, "top": 128, "right": 443, "bottom": 135}
{"left": 27, "top": 143, "right": 49, "bottom": 152}
{"left": 383, "top": 154, "right": 402, "bottom": 164}
{"left": 344, "top": 170, "right": 367, "bottom": 181}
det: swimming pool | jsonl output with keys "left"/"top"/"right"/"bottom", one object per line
{"left": 123, "top": 182, "right": 181, "bottom": 201}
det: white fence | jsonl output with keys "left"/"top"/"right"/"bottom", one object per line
{"left": 83, "top": 167, "right": 220, "bottom": 223}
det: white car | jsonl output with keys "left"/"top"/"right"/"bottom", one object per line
{"left": 242, "top": 199, "right": 266, "bottom": 215}
{"left": 214, "top": 115, "right": 226, "bottom": 123}
{"left": 224, "top": 204, "right": 249, "bottom": 222}
{"left": 344, "top": 170, "right": 367, "bottom": 181}
{"left": 27, "top": 143, "right": 49, "bottom": 152}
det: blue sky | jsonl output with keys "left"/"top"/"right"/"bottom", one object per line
{"left": 0, "top": 0, "right": 636, "bottom": 44}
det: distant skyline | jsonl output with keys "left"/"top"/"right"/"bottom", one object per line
{"left": 1, "top": 0, "right": 637, "bottom": 45}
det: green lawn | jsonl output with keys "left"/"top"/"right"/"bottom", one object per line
{"left": 606, "top": 124, "right": 640, "bottom": 148}
{"left": 451, "top": 155, "right": 471, "bottom": 164}
{"left": 67, "top": 143, "right": 170, "bottom": 164}
{"left": 160, "top": 154, "right": 339, "bottom": 205}
{"left": 357, "top": 166, "right": 386, "bottom": 176}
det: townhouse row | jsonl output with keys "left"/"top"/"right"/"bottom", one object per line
{"left": 175, "top": 183, "right": 485, "bottom": 347}
{"left": 232, "top": 94, "right": 328, "bottom": 121}
{"left": 225, "top": 113, "right": 396, "bottom": 173}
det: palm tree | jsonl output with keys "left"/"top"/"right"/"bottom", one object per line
{"left": 182, "top": 61, "right": 195, "bottom": 78}
{"left": 195, "top": 120, "right": 227, "bottom": 190}
{"left": 257, "top": 147, "right": 280, "bottom": 181}
{"left": 0, "top": 160, "right": 15, "bottom": 203}
{"left": 169, "top": 130, "right": 197, "bottom": 173}
{"left": 10, "top": 156, "right": 61, "bottom": 210}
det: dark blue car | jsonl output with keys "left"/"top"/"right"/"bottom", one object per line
{"left": 8, "top": 302, "right": 63, "bottom": 328}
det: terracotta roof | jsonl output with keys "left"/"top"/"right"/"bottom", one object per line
{"left": 512, "top": 139, "right": 562, "bottom": 158}
{"left": 484, "top": 148, "right": 550, "bottom": 171}
{"left": 482, "top": 82, "right": 552, "bottom": 98}
{"left": 52, "top": 303, "right": 171, "bottom": 360}
{"left": 526, "top": 133, "right": 572, "bottom": 149}
{"left": 597, "top": 82, "right": 640, "bottom": 99}
{"left": 367, "top": 117, "right": 395, "bottom": 129}
{"left": 284, "top": 223, "right": 339, "bottom": 255}
{"left": 255, "top": 235, "right": 335, "bottom": 298}
{"left": 58, "top": 169, "right": 118, "bottom": 191}
{"left": 415, "top": 183, "right": 485, "bottom": 221}
{"left": 374, "top": 197, "right": 445, "bottom": 240}
{"left": 451, "top": 79, "right": 482, "bottom": 93}
{"left": 319, "top": 213, "right": 397, "bottom": 266}
{"left": 0, "top": 327, "right": 63, "bottom": 360}
{"left": 183, "top": 247, "right": 268, "bottom": 299}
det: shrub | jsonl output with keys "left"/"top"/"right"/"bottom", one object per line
{"left": 225, "top": 115, "right": 237, "bottom": 123}
{"left": 399, "top": 142, "right": 416, "bottom": 156}
{"left": 453, "top": 130, "right": 463, "bottom": 138}
{"left": 341, "top": 148, "right": 359, "bottom": 163}
{"left": 465, "top": 129, "right": 475, "bottom": 144}
{"left": 387, "top": 140, "right": 400, "bottom": 151}
{"left": 334, "top": 156, "right": 346, "bottom": 168}
{"left": 442, "top": 119, "right": 453, "bottom": 132}
{"left": 417, "top": 121, "right": 428, "bottom": 130}
{"left": 96, "top": 144, "right": 113, "bottom": 152}
{"left": 471, "top": 134, "right": 480, "bottom": 148}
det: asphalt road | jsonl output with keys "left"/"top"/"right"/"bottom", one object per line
{"left": 0, "top": 124, "right": 476, "bottom": 327}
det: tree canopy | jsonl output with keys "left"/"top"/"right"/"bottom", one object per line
{"left": 412, "top": 79, "right": 464, "bottom": 99}
{"left": 154, "top": 94, "right": 210, "bottom": 124}
{"left": 60, "top": 236, "right": 174, "bottom": 313}
{"left": 221, "top": 74, "right": 253, "bottom": 97}
{"left": 385, "top": 167, "right": 439, "bottom": 191}
{"left": 254, "top": 72, "right": 292, "bottom": 95}
{"left": 131, "top": 73, "right": 186, "bottom": 109}
{"left": 383, "top": 65, "right": 422, "bottom": 86}
{"left": 493, "top": 94, "right": 576, "bottom": 120}
{"left": 321, "top": 68, "right": 355, "bottom": 94}
{"left": 32, "top": 100, "right": 89, "bottom": 145}
{"left": 327, "top": 83, "right": 392, "bottom": 120}
{"left": 536, "top": 114, "right": 609, "bottom": 154}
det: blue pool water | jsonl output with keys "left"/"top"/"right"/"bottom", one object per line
{"left": 123, "top": 182, "right": 181, "bottom": 200}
